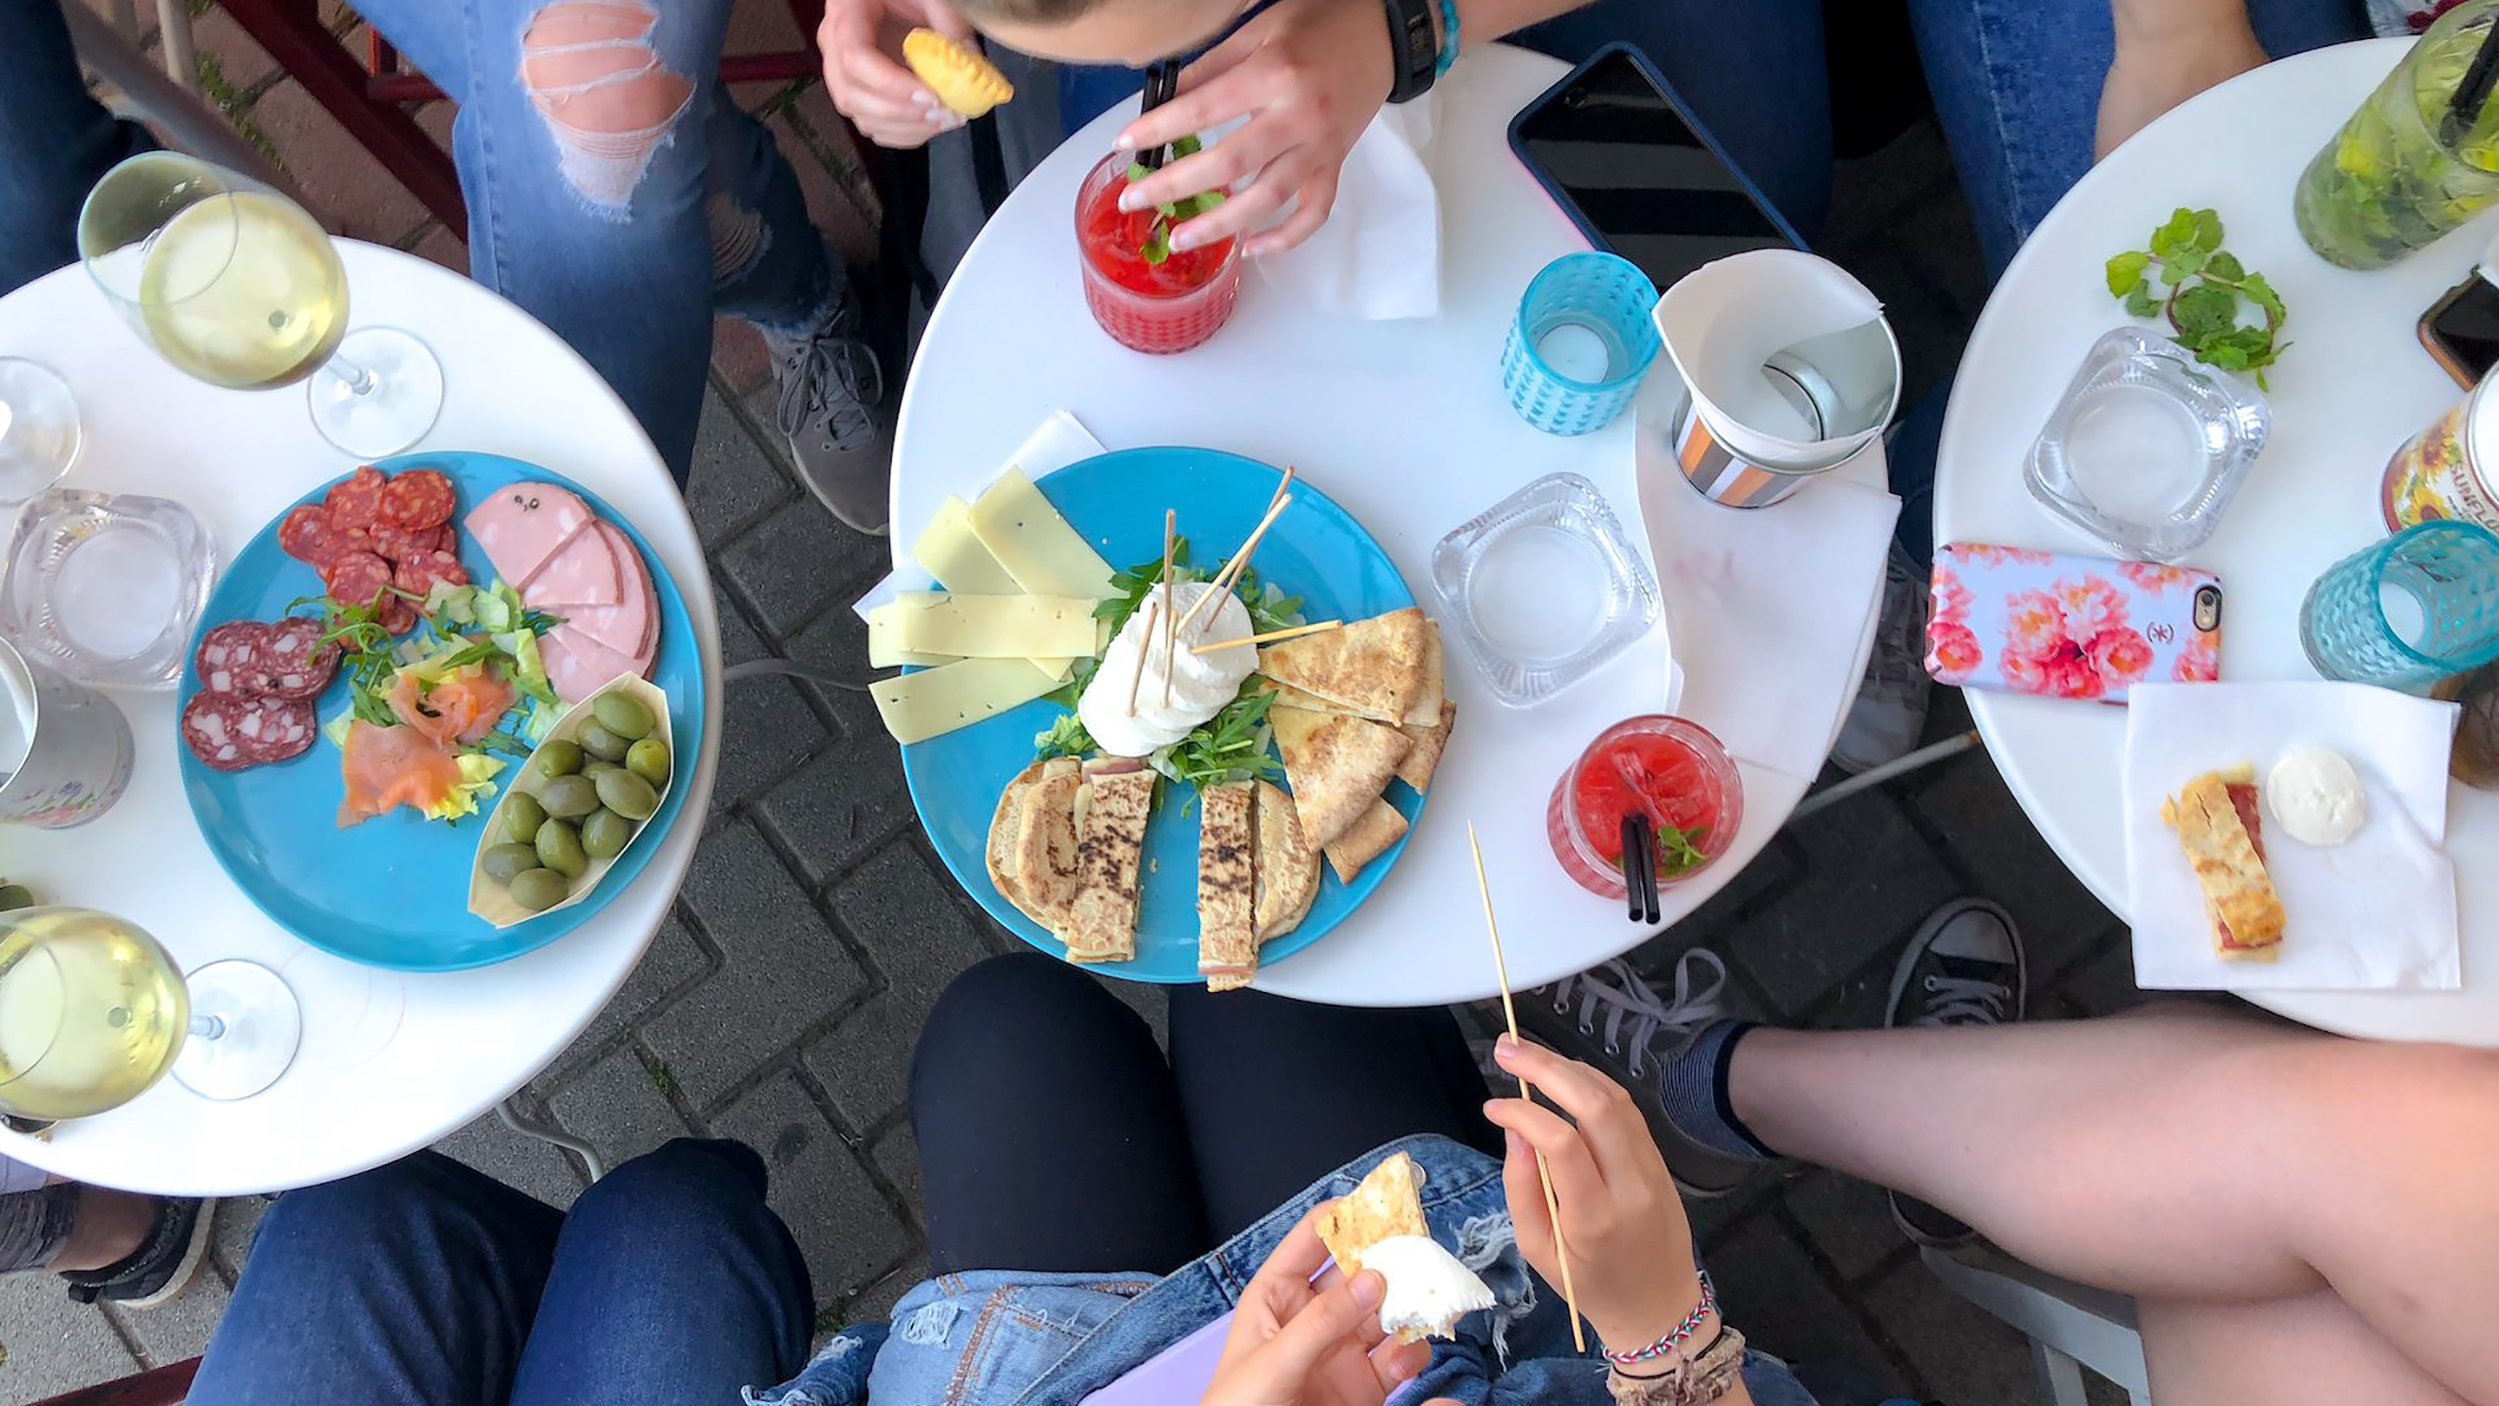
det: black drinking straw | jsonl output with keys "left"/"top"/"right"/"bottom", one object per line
{"left": 2442, "top": 20, "right": 2499, "bottom": 149}
{"left": 1136, "top": 61, "right": 1179, "bottom": 170}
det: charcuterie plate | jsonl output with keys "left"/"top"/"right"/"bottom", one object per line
{"left": 175, "top": 451, "right": 705, "bottom": 973}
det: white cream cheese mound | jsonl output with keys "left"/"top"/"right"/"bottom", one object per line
{"left": 1359, "top": 1234, "right": 1495, "bottom": 1342}
{"left": 1077, "top": 581, "right": 1255, "bottom": 758}
{"left": 2266, "top": 745, "right": 2367, "bottom": 847}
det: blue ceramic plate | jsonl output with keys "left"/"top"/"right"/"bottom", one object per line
{"left": 904, "top": 448, "right": 1422, "bottom": 983}
{"left": 177, "top": 451, "right": 705, "bottom": 973}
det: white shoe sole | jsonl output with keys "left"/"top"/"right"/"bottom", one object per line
{"left": 115, "top": 1200, "right": 216, "bottom": 1311}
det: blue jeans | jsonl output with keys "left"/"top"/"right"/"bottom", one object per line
{"left": 188, "top": 1139, "right": 814, "bottom": 1405}
{"left": 0, "top": 0, "right": 833, "bottom": 483}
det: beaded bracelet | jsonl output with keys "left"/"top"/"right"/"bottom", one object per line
{"left": 1433, "top": 0, "right": 1461, "bottom": 77}
{"left": 1601, "top": 1269, "right": 1718, "bottom": 1367}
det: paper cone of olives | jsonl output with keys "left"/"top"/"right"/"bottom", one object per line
{"left": 470, "top": 674, "right": 676, "bottom": 929}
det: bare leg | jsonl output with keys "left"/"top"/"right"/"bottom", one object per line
{"left": 1729, "top": 1004, "right": 2499, "bottom": 1403}
{"left": 50, "top": 1186, "right": 155, "bottom": 1273}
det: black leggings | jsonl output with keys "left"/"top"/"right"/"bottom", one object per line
{"left": 910, "top": 952, "right": 1502, "bottom": 1275}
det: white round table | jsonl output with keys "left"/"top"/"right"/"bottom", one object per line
{"left": 0, "top": 243, "right": 722, "bottom": 1194}
{"left": 1935, "top": 39, "right": 2499, "bottom": 1046}
{"left": 891, "top": 45, "right": 1885, "bottom": 1006}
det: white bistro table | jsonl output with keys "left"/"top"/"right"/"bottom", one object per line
{"left": 0, "top": 243, "right": 723, "bottom": 1194}
{"left": 890, "top": 45, "right": 1886, "bottom": 1006}
{"left": 1934, "top": 39, "right": 2499, "bottom": 1046}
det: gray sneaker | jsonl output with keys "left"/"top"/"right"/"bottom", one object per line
{"left": 1831, "top": 544, "right": 1933, "bottom": 774}
{"left": 1882, "top": 898, "right": 2027, "bottom": 1249}
{"left": 61, "top": 1197, "right": 215, "bottom": 1309}
{"left": 764, "top": 288, "right": 893, "bottom": 536}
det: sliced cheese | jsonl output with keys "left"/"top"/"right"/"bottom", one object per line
{"left": 966, "top": 467, "right": 1117, "bottom": 600}
{"left": 871, "top": 657, "right": 1067, "bottom": 745}
{"left": 883, "top": 591, "right": 1101, "bottom": 659}
{"left": 867, "top": 609, "right": 959, "bottom": 670}
{"left": 911, "top": 495, "right": 1023, "bottom": 595}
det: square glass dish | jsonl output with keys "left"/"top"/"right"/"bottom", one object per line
{"left": 1430, "top": 472, "right": 1660, "bottom": 707}
{"left": 2024, "top": 327, "right": 2270, "bottom": 562}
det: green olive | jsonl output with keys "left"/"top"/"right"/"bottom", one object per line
{"left": 534, "top": 818, "right": 588, "bottom": 878}
{"left": 578, "top": 723, "right": 630, "bottom": 763}
{"left": 531, "top": 739, "right": 584, "bottom": 779}
{"left": 593, "top": 768, "right": 659, "bottom": 821}
{"left": 591, "top": 692, "right": 656, "bottom": 741}
{"left": 499, "top": 792, "right": 547, "bottom": 846}
{"left": 538, "top": 774, "right": 600, "bottom": 819}
{"left": 626, "top": 738, "right": 671, "bottom": 786}
{"left": 481, "top": 842, "right": 540, "bottom": 883}
{"left": 507, "top": 867, "right": 570, "bottom": 913}
{"left": 581, "top": 807, "right": 635, "bottom": 861}
{"left": 582, "top": 759, "right": 624, "bottom": 783}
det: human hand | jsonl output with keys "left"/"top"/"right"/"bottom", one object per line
{"left": 818, "top": 0, "right": 972, "bottom": 149}
{"left": 1481, "top": 1035, "right": 1709, "bottom": 1356}
{"left": 1112, "top": 0, "right": 1394, "bottom": 257}
{"left": 1202, "top": 1205, "right": 1456, "bottom": 1406}
{"left": 2098, "top": 9, "right": 2266, "bottom": 158}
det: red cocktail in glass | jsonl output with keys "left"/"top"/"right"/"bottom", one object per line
{"left": 1547, "top": 716, "right": 1742, "bottom": 898}
{"left": 1075, "top": 151, "right": 1241, "bottom": 355}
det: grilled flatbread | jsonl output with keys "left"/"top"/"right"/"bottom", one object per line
{"left": 1395, "top": 698, "right": 1454, "bottom": 794}
{"left": 1255, "top": 677, "right": 1398, "bottom": 725}
{"left": 1324, "top": 799, "right": 1409, "bottom": 885}
{"left": 1272, "top": 705, "right": 1409, "bottom": 850}
{"left": 1317, "top": 1151, "right": 1430, "bottom": 1277}
{"left": 1063, "top": 763, "right": 1154, "bottom": 963}
{"left": 1254, "top": 780, "right": 1321, "bottom": 942}
{"left": 1198, "top": 782, "right": 1258, "bottom": 990}
{"left": 1258, "top": 608, "right": 1428, "bottom": 722}
{"left": 1401, "top": 623, "right": 1444, "bottom": 729}
{"left": 986, "top": 761, "right": 1063, "bottom": 926}
{"left": 1008, "top": 758, "right": 1082, "bottom": 927}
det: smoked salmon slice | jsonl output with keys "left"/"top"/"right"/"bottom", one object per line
{"left": 338, "top": 720, "right": 468, "bottom": 827}
{"left": 387, "top": 665, "right": 516, "bottom": 746}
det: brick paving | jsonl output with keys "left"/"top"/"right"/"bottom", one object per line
{"left": 6, "top": 10, "right": 2149, "bottom": 1403}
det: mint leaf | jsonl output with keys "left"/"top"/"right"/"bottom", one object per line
{"left": 2106, "top": 250, "right": 2150, "bottom": 297}
{"left": 2204, "top": 250, "right": 2244, "bottom": 282}
{"left": 2171, "top": 283, "right": 2236, "bottom": 337}
{"left": 2241, "top": 271, "right": 2285, "bottom": 323}
{"left": 1142, "top": 226, "right": 1170, "bottom": 265}
{"left": 2103, "top": 205, "right": 2288, "bottom": 383}
{"left": 2149, "top": 207, "right": 2197, "bottom": 261}
{"left": 2162, "top": 245, "right": 2207, "bottom": 281}
{"left": 2192, "top": 208, "right": 2225, "bottom": 253}
{"left": 1126, "top": 161, "right": 1151, "bottom": 185}
{"left": 2123, "top": 284, "right": 2160, "bottom": 318}
{"left": 1172, "top": 134, "right": 1203, "bottom": 160}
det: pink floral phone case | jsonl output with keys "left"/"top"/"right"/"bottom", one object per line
{"left": 1926, "top": 543, "right": 2221, "bottom": 704}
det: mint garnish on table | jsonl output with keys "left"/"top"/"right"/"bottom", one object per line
{"left": 1126, "top": 135, "right": 1228, "bottom": 265}
{"left": 2104, "top": 207, "right": 2289, "bottom": 389}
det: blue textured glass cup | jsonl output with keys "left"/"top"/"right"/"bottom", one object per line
{"left": 1501, "top": 253, "right": 1660, "bottom": 436}
{"left": 2300, "top": 521, "right": 2499, "bottom": 691}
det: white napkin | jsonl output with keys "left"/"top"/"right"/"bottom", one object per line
{"left": 2124, "top": 682, "right": 2462, "bottom": 991}
{"left": 1651, "top": 249, "right": 1893, "bottom": 459}
{"left": 1251, "top": 95, "right": 1440, "bottom": 321}
{"left": 1632, "top": 407, "right": 1899, "bottom": 781}
{"left": 852, "top": 410, "right": 1108, "bottom": 620}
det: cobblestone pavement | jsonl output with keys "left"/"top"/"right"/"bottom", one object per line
{"left": 7, "top": 9, "right": 2144, "bottom": 1403}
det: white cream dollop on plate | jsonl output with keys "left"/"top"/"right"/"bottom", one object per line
{"left": 2266, "top": 744, "right": 2368, "bottom": 847}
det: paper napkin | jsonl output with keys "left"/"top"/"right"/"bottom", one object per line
{"left": 852, "top": 409, "right": 1108, "bottom": 620}
{"left": 2125, "top": 681, "right": 2461, "bottom": 991}
{"left": 1252, "top": 95, "right": 1441, "bottom": 321}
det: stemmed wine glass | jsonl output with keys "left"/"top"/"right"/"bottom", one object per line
{"left": 76, "top": 152, "right": 444, "bottom": 459}
{"left": 0, "top": 906, "right": 300, "bottom": 1117}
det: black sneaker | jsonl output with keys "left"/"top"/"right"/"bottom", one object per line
{"left": 1515, "top": 951, "right": 1760, "bottom": 1197}
{"left": 764, "top": 277, "right": 894, "bottom": 536}
{"left": 1882, "top": 898, "right": 2027, "bottom": 1249}
{"left": 60, "top": 1197, "right": 215, "bottom": 1309}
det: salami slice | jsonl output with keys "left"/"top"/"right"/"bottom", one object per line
{"left": 321, "top": 550, "right": 395, "bottom": 611}
{"left": 235, "top": 695, "right": 318, "bottom": 763}
{"left": 379, "top": 469, "right": 456, "bottom": 529}
{"left": 324, "top": 466, "right": 388, "bottom": 528}
{"left": 277, "top": 505, "right": 335, "bottom": 564}
{"left": 377, "top": 597, "right": 419, "bottom": 637}
{"left": 395, "top": 550, "right": 468, "bottom": 598}
{"left": 262, "top": 618, "right": 340, "bottom": 699}
{"left": 193, "top": 622, "right": 272, "bottom": 696}
{"left": 366, "top": 522, "right": 436, "bottom": 563}
{"left": 182, "top": 693, "right": 259, "bottom": 771}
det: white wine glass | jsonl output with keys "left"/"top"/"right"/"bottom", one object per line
{"left": 0, "top": 906, "right": 301, "bottom": 1119}
{"left": 76, "top": 152, "right": 444, "bottom": 460}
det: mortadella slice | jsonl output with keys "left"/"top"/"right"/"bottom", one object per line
{"left": 542, "top": 624, "right": 650, "bottom": 705}
{"left": 465, "top": 483, "right": 594, "bottom": 586}
{"left": 520, "top": 522, "right": 623, "bottom": 609}
{"left": 538, "top": 522, "right": 655, "bottom": 658}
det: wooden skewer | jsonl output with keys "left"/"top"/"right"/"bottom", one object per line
{"left": 1468, "top": 821, "right": 1586, "bottom": 1353}
{"left": 1177, "top": 492, "right": 1293, "bottom": 638}
{"left": 1189, "top": 618, "right": 1343, "bottom": 655}
{"left": 1158, "top": 510, "right": 1177, "bottom": 710}
{"left": 1124, "top": 599, "right": 1161, "bottom": 718}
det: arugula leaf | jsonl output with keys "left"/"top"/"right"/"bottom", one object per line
{"left": 1034, "top": 711, "right": 1095, "bottom": 760}
{"left": 1163, "top": 686, "right": 1282, "bottom": 789}
{"left": 1229, "top": 565, "right": 1305, "bottom": 637}
{"left": 1096, "top": 538, "right": 1201, "bottom": 638}
{"left": 2103, "top": 207, "right": 2289, "bottom": 389}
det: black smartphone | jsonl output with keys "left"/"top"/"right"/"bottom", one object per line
{"left": 2421, "top": 268, "right": 2499, "bottom": 387}
{"left": 1507, "top": 42, "right": 1807, "bottom": 290}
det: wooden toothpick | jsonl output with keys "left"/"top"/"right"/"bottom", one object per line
{"left": 1189, "top": 619, "right": 1343, "bottom": 655}
{"left": 1159, "top": 509, "right": 1177, "bottom": 710}
{"left": 1177, "top": 492, "right": 1293, "bottom": 638}
{"left": 1468, "top": 821, "right": 1586, "bottom": 1353}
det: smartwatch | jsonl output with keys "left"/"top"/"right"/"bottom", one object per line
{"left": 1380, "top": 0, "right": 1440, "bottom": 103}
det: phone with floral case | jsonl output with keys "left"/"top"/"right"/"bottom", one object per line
{"left": 1926, "top": 543, "right": 2222, "bottom": 704}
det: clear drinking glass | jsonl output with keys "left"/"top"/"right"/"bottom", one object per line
{"left": 78, "top": 152, "right": 443, "bottom": 458}
{"left": 0, "top": 907, "right": 302, "bottom": 1119}
{"left": 2294, "top": 0, "right": 2499, "bottom": 269}
{"left": 1545, "top": 716, "right": 1742, "bottom": 898}
{"left": 1430, "top": 472, "right": 1660, "bottom": 706}
{"left": 2300, "top": 521, "right": 2499, "bottom": 690}
{"left": 1, "top": 489, "right": 218, "bottom": 689}
{"left": 1075, "top": 153, "right": 1242, "bottom": 354}
{"left": 0, "top": 359, "right": 80, "bottom": 505}
{"left": 1500, "top": 252, "right": 1660, "bottom": 436}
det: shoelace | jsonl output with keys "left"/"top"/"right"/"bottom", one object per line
{"left": 1914, "top": 971, "right": 2010, "bottom": 1026}
{"left": 1546, "top": 950, "right": 1729, "bottom": 1079}
{"left": 774, "top": 310, "right": 883, "bottom": 455}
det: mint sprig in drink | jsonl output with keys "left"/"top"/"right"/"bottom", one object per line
{"left": 2296, "top": 0, "right": 2499, "bottom": 270}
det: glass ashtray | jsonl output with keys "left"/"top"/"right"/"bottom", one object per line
{"left": 1, "top": 489, "right": 217, "bottom": 689}
{"left": 2024, "top": 327, "right": 2270, "bottom": 563}
{"left": 1431, "top": 472, "right": 1660, "bottom": 707}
